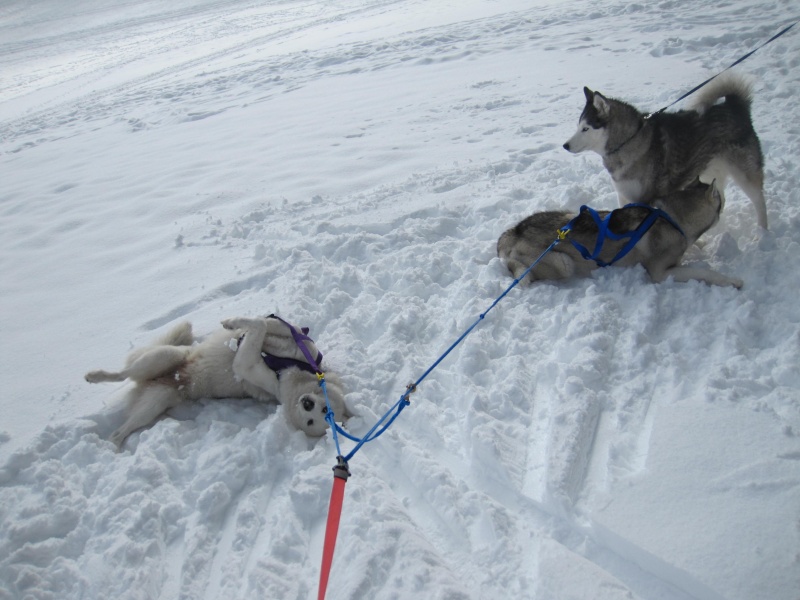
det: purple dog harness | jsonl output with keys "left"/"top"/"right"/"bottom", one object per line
{"left": 256, "top": 314, "right": 323, "bottom": 377}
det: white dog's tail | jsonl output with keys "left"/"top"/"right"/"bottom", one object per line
{"left": 690, "top": 72, "right": 754, "bottom": 114}
{"left": 155, "top": 321, "right": 194, "bottom": 346}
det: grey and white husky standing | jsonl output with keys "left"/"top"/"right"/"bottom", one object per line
{"left": 563, "top": 73, "right": 767, "bottom": 229}
{"left": 497, "top": 179, "right": 742, "bottom": 288}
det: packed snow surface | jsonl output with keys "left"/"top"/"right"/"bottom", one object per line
{"left": 1, "top": 1, "right": 799, "bottom": 599}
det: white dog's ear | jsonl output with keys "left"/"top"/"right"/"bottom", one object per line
{"left": 338, "top": 401, "right": 355, "bottom": 422}
{"left": 321, "top": 374, "right": 353, "bottom": 422}
{"left": 593, "top": 92, "right": 610, "bottom": 116}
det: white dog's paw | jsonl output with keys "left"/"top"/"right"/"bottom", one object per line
{"left": 221, "top": 317, "right": 239, "bottom": 330}
{"left": 221, "top": 317, "right": 246, "bottom": 331}
{"left": 221, "top": 317, "right": 267, "bottom": 331}
{"left": 85, "top": 370, "right": 125, "bottom": 383}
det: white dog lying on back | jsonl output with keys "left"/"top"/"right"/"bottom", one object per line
{"left": 86, "top": 315, "right": 351, "bottom": 449}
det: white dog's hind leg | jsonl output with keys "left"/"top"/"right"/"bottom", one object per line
{"left": 85, "top": 369, "right": 128, "bottom": 383}
{"left": 110, "top": 385, "right": 182, "bottom": 449}
{"left": 86, "top": 346, "right": 190, "bottom": 384}
{"left": 123, "top": 346, "right": 190, "bottom": 381}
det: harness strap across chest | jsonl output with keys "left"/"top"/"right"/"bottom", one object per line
{"left": 238, "top": 314, "right": 323, "bottom": 377}
{"left": 261, "top": 349, "right": 322, "bottom": 377}
{"left": 560, "top": 203, "right": 684, "bottom": 267}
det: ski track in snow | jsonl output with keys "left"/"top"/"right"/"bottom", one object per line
{"left": 1, "top": 0, "right": 800, "bottom": 599}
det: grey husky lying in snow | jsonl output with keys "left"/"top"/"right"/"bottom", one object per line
{"left": 497, "top": 179, "right": 742, "bottom": 288}
{"left": 86, "top": 315, "right": 351, "bottom": 448}
{"left": 563, "top": 74, "right": 767, "bottom": 229}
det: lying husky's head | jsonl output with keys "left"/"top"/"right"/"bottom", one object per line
{"left": 279, "top": 368, "right": 352, "bottom": 437}
{"left": 563, "top": 87, "right": 612, "bottom": 154}
{"left": 655, "top": 177, "right": 725, "bottom": 244}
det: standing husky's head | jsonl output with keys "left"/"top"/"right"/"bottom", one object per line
{"left": 563, "top": 87, "right": 611, "bottom": 155}
{"left": 279, "top": 369, "right": 352, "bottom": 437}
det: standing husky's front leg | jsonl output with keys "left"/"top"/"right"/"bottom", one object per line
{"left": 221, "top": 317, "right": 280, "bottom": 397}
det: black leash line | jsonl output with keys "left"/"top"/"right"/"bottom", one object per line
{"left": 647, "top": 19, "right": 798, "bottom": 119}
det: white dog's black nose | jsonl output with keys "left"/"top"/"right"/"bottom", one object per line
{"left": 563, "top": 142, "right": 571, "bottom": 151}
{"left": 302, "top": 397, "right": 315, "bottom": 411}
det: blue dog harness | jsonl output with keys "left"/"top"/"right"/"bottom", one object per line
{"left": 560, "top": 203, "right": 685, "bottom": 267}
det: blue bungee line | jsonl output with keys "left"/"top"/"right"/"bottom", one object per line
{"left": 318, "top": 201, "right": 683, "bottom": 460}
{"left": 322, "top": 234, "right": 566, "bottom": 464}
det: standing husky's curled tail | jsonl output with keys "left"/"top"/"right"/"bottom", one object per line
{"left": 689, "top": 74, "right": 755, "bottom": 114}
{"left": 564, "top": 73, "right": 767, "bottom": 229}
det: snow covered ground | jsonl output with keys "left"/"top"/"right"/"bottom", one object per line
{"left": 1, "top": 0, "right": 799, "bottom": 598}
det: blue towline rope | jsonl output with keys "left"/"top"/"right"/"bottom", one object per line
{"left": 319, "top": 201, "right": 684, "bottom": 461}
{"left": 322, "top": 235, "right": 564, "bottom": 463}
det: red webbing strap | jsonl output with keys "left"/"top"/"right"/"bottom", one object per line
{"left": 317, "top": 458, "right": 350, "bottom": 600}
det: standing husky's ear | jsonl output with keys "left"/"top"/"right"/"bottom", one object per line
{"left": 592, "top": 91, "right": 610, "bottom": 117}
{"left": 583, "top": 87, "right": 610, "bottom": 116}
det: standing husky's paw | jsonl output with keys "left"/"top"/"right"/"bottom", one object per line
{"left": 221, "top": 317, "right": 268, "bottom": 331}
